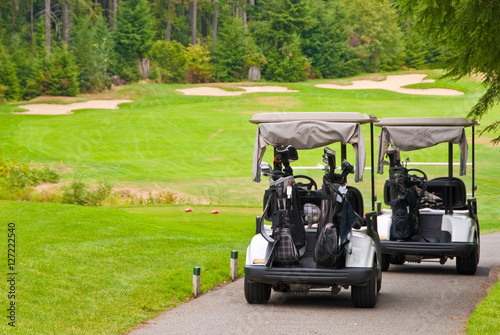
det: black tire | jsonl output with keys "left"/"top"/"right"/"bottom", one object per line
{"left": 351, "top": 261, "right": 378, "bottom": 308}
{"left": 377, "top": 270, "right": 382, "bottom": 294}
{"left": 381, "top": 254, "right": 391, "bottom": 271}
{"left": 244, "top": 277, "right": 271, "bottom": 304}
{"left": 456, "top": 235, "right": 479, "bottom": 275}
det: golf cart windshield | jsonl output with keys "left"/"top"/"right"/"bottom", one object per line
{"left": 376, "top": 117, "right": 478, "bottom": 176}
{"left": 250, "top": 112, "right": 376, "bottom": 182}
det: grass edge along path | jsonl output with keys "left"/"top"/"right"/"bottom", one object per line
{"left": 467, "top": 267, "right": 500, "bottom": 335}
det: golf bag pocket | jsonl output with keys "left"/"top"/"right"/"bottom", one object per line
{"left": 273, "top": 228, "right": 300, "bottom": 265}
{"left": 315, "top": 223, "right": 341, "bottom": 268}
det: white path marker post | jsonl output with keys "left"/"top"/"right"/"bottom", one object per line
{"left": 193, "top": 267, "right": 201, "bottom": 297}
{"left": 230, "top": 250, "right": 238, "bottom": 281}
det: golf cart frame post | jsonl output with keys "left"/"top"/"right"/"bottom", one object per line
{"left": 375, "top": 117, "right": 480, "bottom": 275}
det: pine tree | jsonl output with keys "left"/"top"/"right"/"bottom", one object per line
{"left": 213, "top": 16, "right": 249, "bottom": 81}
{"left": 0, "top": 44, "right": 21, "bottom": 101}
{"left": 114, "top": 0, "right": 154, "bottom": 80}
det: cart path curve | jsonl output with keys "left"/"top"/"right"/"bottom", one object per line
{"left": 129, "top": 233, "right": 500, "bottom": 335}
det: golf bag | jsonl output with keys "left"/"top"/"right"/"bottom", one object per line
{"left": 387, "top": 164, "right": 420, "bottom": 241}
{"left": 314, "top": 150, "right": 360, "bottom": 268}
{"left": 266, "top": 176, "right": 306, "bottom": 265}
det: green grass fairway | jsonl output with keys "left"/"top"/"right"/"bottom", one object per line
{"left": 1, "top": 70, "right": 499, "bottom": 334}
{"left": 0, "top": 201, "right": 256, "bottom": 334}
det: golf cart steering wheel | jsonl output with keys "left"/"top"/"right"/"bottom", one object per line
{"left": 407, "top": 168, "right": 428, "bottom": 182}
{"left": 294, "top": 175, "right": 318, "bottom": 190}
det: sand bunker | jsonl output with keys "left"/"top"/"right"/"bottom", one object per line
{"left": 316, "top": 74, "right": 463, "bottom": 96}
{"left": 176, "top": 86, "right": 299, "bottom": 96}
{"left": 14, "top": 100, "right": 134, "bottom": 115}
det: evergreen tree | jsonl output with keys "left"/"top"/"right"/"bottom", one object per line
{"left": 252, "top": 0, "right": 309, "bottom": 82}
{"left": 114, "top": 0, "right": 154, "bottom": 80}
{"left": 301, "top": 0, "right": 355, "bottom": 78}
{"left": 264, "top": 34, "right": 307, "bottom": 82}
{"left": 71, "top": 10, "right": 113, "bottom": 92}
{"left": 213, "top": 16, "right": 249, "bottom": 81}
{"left": 0, "top": 43, "right": 21, "bottom": 101}
{"left": 26, "top": 47, "right": 80, "bottom": 98}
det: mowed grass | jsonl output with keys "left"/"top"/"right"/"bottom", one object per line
{"left": 467, "top": 279, "right": 500, "bottom": 335}
{"left": 0, "top": 70, "right": 499, "bottom": 334}
{"left": 0, "top": 201, "right": 256, "bottom": 334}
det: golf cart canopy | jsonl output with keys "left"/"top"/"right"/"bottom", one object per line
{"left": 376, "top": 117, "right": 478, "bottom": 175}
{"left": 251, "top": 112, "right": 377, "bottom": 182}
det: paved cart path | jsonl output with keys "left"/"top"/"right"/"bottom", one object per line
{"left": 129, "top": 233, "right": 500, "bottom": 335}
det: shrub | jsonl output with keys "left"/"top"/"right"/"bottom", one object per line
{"left": 120, "top": 65, "right": 141, "bottom": 83}
{"left": 0, "top": 160, "right": 59, "bottom": 190}
{"left": 149, "top": 40, "right": 187, "bottom": 83}
{"left": 185, "top": 44, "right": 214, "bottom": 83}
{"left": 62, "top": 175, "right": 113, "bottom": 206}
{"left": 0, "top": 159, "right": 60, "bottom": 201}
{"left": 62, "top": 174, "right": 87, "bottom": 205}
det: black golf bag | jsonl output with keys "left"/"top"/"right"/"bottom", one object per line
{"left": 385, "top": 148, "right": 421, "bottom": 241}
{"left": 314, "top": 148, "right": 360, "bottom": 268}
{"left": 264, "top": 176, "right": 306, "bottom": 265}
{"left": 263, "top": 145, "right": 306, "bottom": 266}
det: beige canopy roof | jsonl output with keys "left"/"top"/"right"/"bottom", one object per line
{"left": 251, "top": 113, "right": 377, "bottom": 182}
{"left": 250, "top": 112, "right": 377, "bottom": 124}
{"left": 376, "top": 117, "right": 478, "bottom": 127}
{"left": 376, "top": 118, "right": 477, "bottom": 175}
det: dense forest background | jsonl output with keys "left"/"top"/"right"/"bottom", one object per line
{"left": 0, "top": 0, "right": 450, "bottom": 101}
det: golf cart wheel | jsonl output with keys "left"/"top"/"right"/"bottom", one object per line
{"left": 456, "top": 234, "right": 479, "bottom": 275}
{"left": 381, "top": 254, "right": 391, "bottom": 271}
{"left": 244, "top": 277, "right": 271, "bottom": 304}
{"left": 377, "top": 270, "right": 382, "bottom": 294}
{"left": 351, "top": 259, "right": 378, "bottom": 308}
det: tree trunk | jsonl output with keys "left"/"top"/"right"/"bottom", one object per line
{"left": 242, "top": 0, "right": 247, "bottom": 30}
{"left": 111, "top": 0, "right": 117, "bottom": 30}
{"left": 30, "top": 2, "right": 34, "bottom": 49}
{"left": 248, "top": 65, "right": 261, "bottom": 81}
{"left": 166, "top": 0, "right": 172, "bottom": 41}
{"left": 138, "top": 58, "right": 150, "bottom": 78}
{"left": 62, "top": 1, "right": 70, "bottom": 46}
{"left": 211, "top": 0, "right": 218, "bottom": 44}
{"left": 45, "top": 0, "right": 51, "bottom": 60}
{"left": 189, "top": 0, "right": 197, "bottom": 45}
{"left": 249, "top": 0, "right": 255, "bottom": 5}
{"left": 201, "top": 12, "right": 207, "bottom": 43}
{"left": 11, "top": 0, "right": 19, "bottom": 26}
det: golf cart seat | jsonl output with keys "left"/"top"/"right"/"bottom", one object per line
{"left": 347, "top": 186, "right": 364, "bottom": 217}
{"left": 424, "top": 177, "right": 467, "bottom": 210}
{"left": 383, "top": 177, "right": 467, "bottom": 210}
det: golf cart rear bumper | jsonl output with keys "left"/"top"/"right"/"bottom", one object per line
{"left": 381, "top": 241, "right": 474, "bottom": 257}
{"left": 244, "top": 265, "right": 373, "bottom": 286}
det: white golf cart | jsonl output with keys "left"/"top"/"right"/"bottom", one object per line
{"left": 244, "top": 112, "right": 382, "bottom": 308}
{"left": 375, "top": 117, "right": 480, "bottom": 275}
